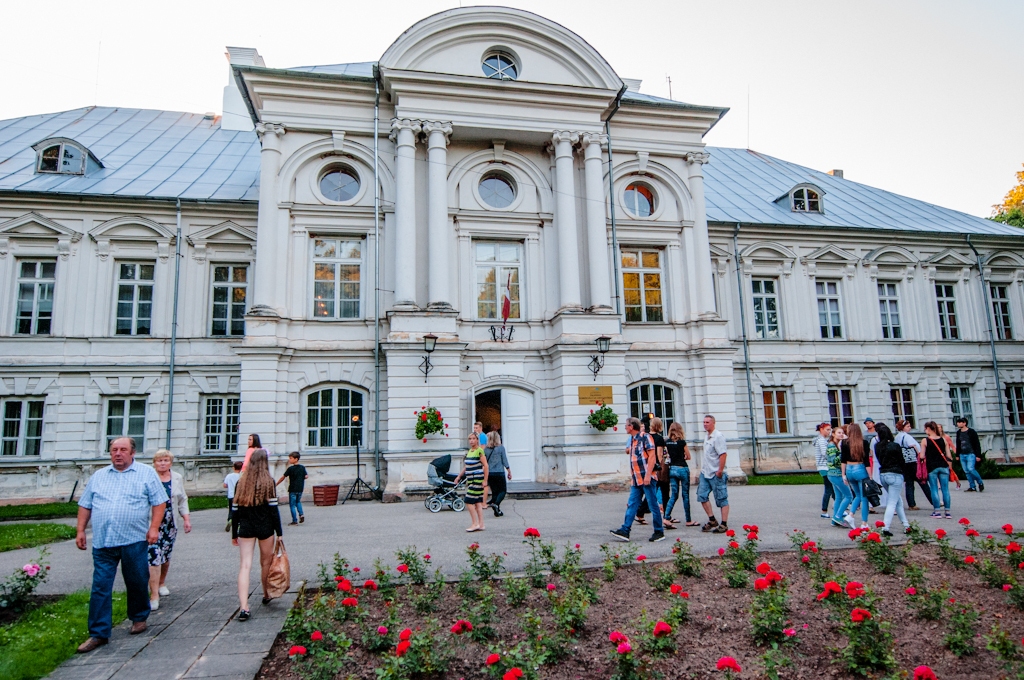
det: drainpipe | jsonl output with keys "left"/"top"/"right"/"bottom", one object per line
{"left": 966, "top": 234, "right": 1011, "bottom": 462}
{"left": 733, "top": 224, "right": 760, "bottom": 473}
{"left": 373, "top": 67, "right": 383, "bottom": 491}
{"left": 604, "top": 84, "right": 627, "bottom": 321}
{"left": 165, "top": 199, "right": 182, "bottom": 449}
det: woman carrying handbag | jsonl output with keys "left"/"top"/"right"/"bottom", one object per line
{"left": 921, "top": 422, "right": 953, "bottom": 519}
{"left": 231, "top": 449, "right": 284, "bottom": 620}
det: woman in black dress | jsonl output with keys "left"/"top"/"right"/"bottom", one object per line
{"left": 231, "top": 449, "right": 282, "bottom": 620}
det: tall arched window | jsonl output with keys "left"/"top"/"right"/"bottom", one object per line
{"left": 629, "top": 383, "right": 676, "bottom": 429}
{"left": 305, "top": 386, "right": 365, "bottom": 448}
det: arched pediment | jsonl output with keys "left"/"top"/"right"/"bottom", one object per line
{"left": 611, "top": 160, "right": 694, "bottom": 223}
{"left": 864, "top": 245, "right": 918, "bottom": 265}
{"left": 740, "top": 241, "right": 797, "bottom": 262}
{"left": 447, "top": 147, "right": 552, "bottom": 214}
{"left": 984, "top": 250, "right": 1024, "bottom": 268}
{"left": 380, "top": 7, "right": 622, "bottom": 91}
{"left": 0, "top": 212, "right": 83, "bottom": 260}
{"left": 89, "top": 216, "right": 175, "bottom": 261}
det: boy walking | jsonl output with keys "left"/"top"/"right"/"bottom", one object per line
{"left": 610, "top": 417, "right": 665, "bottom": 543}
{"left": 223, "top": 461, "right": 243, "bottom": 532}
{"left": 699, "top": 415, "right": 730, "bottom": 533}
{"left": 276, "top": 452, "right": 308, "bottom": 525}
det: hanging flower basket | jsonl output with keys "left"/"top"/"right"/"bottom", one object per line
{"left": 414, "top": 405, "right": 448, "bottom": 442}
{"left": 587, "top": 401, "right": 619, "bottom": 432}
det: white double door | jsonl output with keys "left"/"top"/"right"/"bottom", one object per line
{"left": 499, "top": 388, "right": 535, "bottom": 482}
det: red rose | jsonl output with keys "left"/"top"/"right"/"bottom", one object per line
{"left": 959, "top": 517, "right": 971, "bottom": 525}
{"left": 864, "top": 532, "right": 882, "bottom": 543}
{"left": 288, "top": 645, "right": 307, "bottom": 657}
{"left": 850, "top": 608, "right": 872, "bottom": 623}
{"left": 450, "top": 619, "right": 473, "bottom": 634}
{"left": 728, "top": 541, "right": 739, "bottom": 549}
{"left": 486, "top": 653, "right": 501, "bottom": 665}
{"left": 524, "top": 527, "right": 540, "bottom": 538}
{"left": 653, "top": 621, "right": 672, "bottom": 637}
{"left": 966, "top": 529, "right": 980, "bottom": 537}
{"left": 766, "top": 570, "right": 783, "bottom": 585}
{"left": 341, "top": 597, "right": 358, "bottom": 607}
{"left": 965, "top": 555, "right": 976, "bottom": 565}
{"left": 396, "top": 640, "right": 411, "bottom": 657}
{"left": 363, "top": 579, "right": 378, "bottom": 591}
{"left": 617, "top": 641, "right": 632, "bottom": 654}
{"left": 377, "top": 626, "right": 388, "bottom": 635}
{"left": 875, "top": 520, "right": 885, "bottom": 528}
{"left": 310, "top": 630, "right": 323, "bottom": 641}
{"left": 502, "top": 669, "right": 524, "bottom": 680}
{"left": 747, "top": 532, "right": 759, "bottom": 541}
{"left": 337, "top": 578, "right": 352, "bottom": 592}
{"left": 913, "top": 666, "right": 938, "bottom": 680}
{"left": 1004, "top": 524, "right": 1015, "bottom": 535}
{"left": 802, "top": 555, "right": 810, "bottom": 563}
{"left": 637, "top": 555, "right": 647, "bottom": 562}
{"left": 423, "top": 554, "right": 431, "bottom": 560}
{"left": 718, "top": 547, "right": 726, "bottom": 556}
{"left": 397, "top": 564, "right": 409, "bottom": 574}
{"left": 670, "top": 584, "right": 683, "bottom": 595}
{"left": 905, "top": 587, "right": 917, "bottom": 595}
{"left": 716, "top": 656, "right": 742, "bottom": 672}
{"left": 399, "top": 628, "right": 412, "bottom": 641}
{"left": 846, "top": 581, "right": 865, "bottom": 599}
{"left": 725, "top": 529, "right": 735, "bottom": 537}
{"left": 755, "top": 562, "right": 771, "bottom": 575}
{"left": 935, "top": 528, "right": 947, "bottom": 539}
{"left": 679, "top": 591, "right": 689, "bottom": 598}
{"left": 754, "top": 577, "right": 769, "bottom": 590}
{"left": 1008, "top": 542, "right": 1022, "bottom": 554}
{"left": 547, "top": 583, "right": 556, "bottom": 591}
{"left": 609, "top": 631, "right": 627, "bottom": 643}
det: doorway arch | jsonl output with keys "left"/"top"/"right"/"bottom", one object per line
{"left": 473, "top": 383, "right": 537, "bottom": 482}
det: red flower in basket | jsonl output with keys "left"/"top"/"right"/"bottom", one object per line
{"left": 965, "top": 555, "right": 976, "bottom": 565}
{"left": 755, "top": 562, "right": 771, "bottom": 575}
{"left": 846, "top": 581, "right": 866, "bottom": 599}
{"left": 716, "top": 656, "right": 742, "bottom": 672}
{"left": 959, "top": 517, "right": 971, "bottom": 525}
{"left": 1004, "top": 524, "right": 1015, "bottom": 535}
{"left": 288, "top": 645, "right": 307, "bottom": 658}
{"left": 754, "top": 577, "right": 769, "bottom": 590}
{"left": 653, "top": 621, "right": 672, "bottom": 637}
{"left": 486, "top": 653, "right": 501, "bottom": 666}
{"left": 502, "top": 669, "right": 524, "bottom": 680}
{"left": 310, "top": 630, "right": 323, "bottom": 641}
{"left": 935, "top": 528, "right": 947, "bottom": 539}
{"left": 850, "top": 608, "right": 872, "bottom": 623}
{"left": 913, "top": 665, "right": 937, "bottom": 680}
{"left": 524, "top": 527, "right": 540, "bottom": 538}
{"left": 396, "top": 640, "right": 411, "bottom": 657}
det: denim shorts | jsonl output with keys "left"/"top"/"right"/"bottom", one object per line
{"left": 696, "top": 473, "right": 729, "bottom": 507}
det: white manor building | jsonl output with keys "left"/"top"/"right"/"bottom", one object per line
{"left": 1, "top": 7, "right": 1022, "bottom": 500}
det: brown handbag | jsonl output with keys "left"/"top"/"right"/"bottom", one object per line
{"left": 266, "top": 538, "right": 291, "bottom": 599}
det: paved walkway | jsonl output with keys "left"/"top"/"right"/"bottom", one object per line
{"left": 47, "top": 582, "right": 296, "bottom": 680}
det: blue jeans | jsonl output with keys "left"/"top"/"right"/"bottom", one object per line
{"left": 928, "top": 467, "right": 951, "bottom": 511}
{"left": 960, "top": 454, "right": 983, "bottom": 490}
{"left": 830, "top": 473, "right": 852, "bottom": 523}
{"left": 665, "top": 466, "right": 691, "bottom": 522}
{"left": 89, "top": 541, "right": 151, "bottom": 640}
{"left": 846, "top": 464, "right": 870, "bottom": 523}
{"left": 618, "top": 483, "right": 663, "bottom": 534}
{"left": 288, "top": 492, "right": 304, "bottom": 523}
{"left": 880, "top": 472, "right": 908, "bottom": 530}
{"left": 819, "top": 470, "right": 835, "bottom": 512}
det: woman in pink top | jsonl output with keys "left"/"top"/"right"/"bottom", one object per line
{"left": 242, "top": 433, "right": 262, "bottom": 470}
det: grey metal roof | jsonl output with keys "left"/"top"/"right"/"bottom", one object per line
{"left": 286, "top": 61, "right": 376, "bottom": 78}
{"left": 702, "top": 147, "right": 1021, "bottom": 236}
{"left": 0, "top": 107, "right": 260, "bottom": 202}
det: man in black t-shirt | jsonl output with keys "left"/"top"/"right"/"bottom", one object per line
{"left": 955, "top": 417, "right": 985, "bottom": 493}
{"left": 276, "top": 452, "right": 308, "bottom": 525}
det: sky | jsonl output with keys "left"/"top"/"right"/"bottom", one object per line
{"left": 3, "top": 0, "right": 1022, "bottom": 218}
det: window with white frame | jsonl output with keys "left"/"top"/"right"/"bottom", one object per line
{"left": 890, "top": 387, "right": 916, "bottom": 428}
{"left": 622, "top": 249, "right": 664, "bottom": 323}
{"left": 815, "top": 280, "right": 842, "bottom": 339}
{"left": 1006, "top": 385, "right": 1024, "bottom": 427}
{"left": 203, "top": 396, "right": 240, "bottom": 452}
{"left": 475, "top": 242, "right": 521, "bottom": 320}
{"left": 16, "top": 260, "right": 56, "bottom": 335}
{"left": 827, "top": 388, "right": 854, "bottom": 428}
{"left": 312, "top": 239, "right": 362, "bottom": 319}
{"left": 106, "top": 398, "right": 146, "bottom": 451}
{"left": 751, "top": 278, "right": 780, "bottom": 339}
{"left": 628, "top": 383, "right": 675, "bottom": 428}
{"left": 991, "top": 285, "right": 1013, "bottom": 340}
{"left": 949, "top": 386, "right": 973, "bottom": 428}
{"left": 306, "top": 386, "right": 364, "bottom": 448}
{"left": 762, "top": 389, "right": 790, "bottom": 434}
{"left": 792, "top": 187, "right": 822, "bottom": 212}
{"left": 877, "top": 282, "right": 902, "bottom": 339}
{"left": 211, "top": 265, "right": 247, "bottom": 336}
{"left": 115, "top": 262, "right": 154, "bottom": 335}
{"left": 1, "top": 399, "right": 44, "bottom": 456}
{"left": 935, "top": 283, "right": 958, "bottom": 340}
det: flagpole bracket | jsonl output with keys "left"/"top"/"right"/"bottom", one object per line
{"left": 488, "top": 325, "right": 514, "bottom": 342}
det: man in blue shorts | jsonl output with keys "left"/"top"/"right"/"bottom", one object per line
{"left": 698, "top": 415, "right": 730, "bottom": 533}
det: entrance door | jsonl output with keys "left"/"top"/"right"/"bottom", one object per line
{"left": 501, "top": 388, "right": 535, "bottom": 482}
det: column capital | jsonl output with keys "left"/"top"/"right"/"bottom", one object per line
{"left": 389, "top": 118, "right": 422, "bottom": 143}
{"left": 684, "top": 151, "right": 711, "bottom": 166}
{"left": 255, "top": 123, "right": 285, "bottom": 150}
{"left": 551, "top": 130, "right": 580, "bottom": 151}
{"left": 580, "top": 132, "right": 607, "bottom": 148}
{"left": 423, "top": 121, "right": 453, "bottom": 147}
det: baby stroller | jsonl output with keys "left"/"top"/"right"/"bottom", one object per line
{"left": 424, "top": 454, "right": 466, "bottom": 513}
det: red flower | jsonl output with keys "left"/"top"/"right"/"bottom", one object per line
{"left": 1019, "top": 562, "right": 1024, "bottom": 570}
{"left": 747, "top": 532, "right": 759, "bottom": 541}
{"left": 336, "top": 578, "right": 352, "bottom": 592}
{"left": 817, "top": 581, "right": 842, "bottom": 601}
{"left": 547, "top": 583, "right": 556, "bottom": 591}
{"left": 850, "top": 608, "right": 872, "bottom": 622}
{"left": 1004, "top": 524, "right": 1015, "bottom": 535}
{"left": 422, "top": 438, "right": 427, "bottom": 443}
{"left": 423, "top": 554, "right": 431, "bottom": 561}
{"left": 363, "top": 579, "right": 378, "bottom": 591}
{"left": 678, "top": 591, "right": 690, "bottom": 598}
{"left": 523, "top": 527, "right": 540, "bottom": 538}
{"left": 397, "top": 564, "right": 409, "bottom": 574}
{"left": 617, "top": 641, "right": 632, "bottom": 654}
{"left": 1008, "top": 542, "right": 1022, "bottom": 554}
{"left": 755, "top": 562, "right": 771, "bottom": 575}
{"left": 783, "top": 628, "right": 796, "bottom": 637}
{"left": 742, "top": 524, "right": 751, "bottom": 531}
{"left": 450, "top": 619, "right": 474, "bottom": 635}
{"left": 848, "top": 528, "right": 864, "bottom": 540}
{"left": 341, "top": 597, "right": 358, "bottom": 607}
{"left": 766, "top": 570, "right": 783, "bottom": 585}
{"left": 352, "top": 567, "right": 359, "bottom": 573}
{"left": 863, "top": 532, "right": 882, "bottom": 544}
{"left": 728, "top": 541, "right": 739, "bottom": 549}
{"left": 935, "top": 528, "right": 947, "bottom": 539}
{"left": 905, "top": 587, "right": 917, "bottom": 595}
{"left": 637, "top": 554, "right": 647, "bottom": 562}
{"left": 1004, "top": 584, "right": 1013, "bottom": 591}
{"left": 421, "top": 413, "right": 427, "bottom": 421}
{"left": 469, "top": 542, "right": 480, "bottom": 551}
{"left": 913, "top": 665, "right": 938, "bottom": 680}
{"left": 399, "top": 628, "right": 412, "bottom": 641}
{"left": 965, "top": 529, "right": 980, "bottom": 537}
{"left": 502, "top": 669, "right": 524, "bottom": 680}
{"left": 609, "top": 630, "right": 627, "bottom": 643}
{"left": 964, "top": 555, "right": 976, "bottom": 565}
{"left": 801, "top": 540, "right": 817, "bottom": 550}
{"left": 754, "top": 577, "right": 769, "bottom": 590}
{"left": 310, "top": 630, "right": 323, "bottom": 642}
{"left": 958, "top": 517, "right": 971, "bottom": 525}
{"left": 725, "top": 529, "right": 735, "bottom": 537}
{"left": 802, "top": 555, "right": 810, "bottom": 563}
{"left": 653, "top": 621, "right": 672, "bottom": 637}
{"left": 846, "top": 581, "right": 866, "bottom": 599}
{"left": 716, "top": 656, "right": 742, "bottom": 672}
{"left": 949, "top": 597, "right": 956, "bottom": 604}
{"left": 334, "top": 575, "right": 343, "bottom": 581}
{"left": 718, "top": 548, "right": 726, "bottom": 556}
{"left": 486, "top": 653, "right": 501, "bottom": 666}
{"left": 377, "top": 626, "right": 388, "bottom": 635}
{"left": 670, "top": 584, "right": 683, "bottom": 595}
{"left": 396, "top": 640, "right": 411, "bottom": 657}
{"left": 875, "top": 520, "right": 885, "bottom": 528}
{"left": 288, "top": 645, "right": 307, "bottom": 657}
{"left": 749, "top": 524, "right": 759, "bottom": 533}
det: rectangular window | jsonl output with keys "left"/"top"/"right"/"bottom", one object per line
{"left": 115, "top": 262, "right": 154, "bottom": 335}
{"left": 762, "top": 390, "right": 789, "bottom": 434}
{"left": 949, "top": 386, "right": 973, "bottom": 428}
{"left": 106, "top": 398, "right": 146, "bottom": 451}
{"left": 1, "top": 399, "right": 44, "bottom": 456}
{"left": 751, "top": 279, "right": 780, "bottom": 339}
{"left": 815, "top": 280, "right": 842, "bottom": 339}
{"left": 877, "top": 282, "right": 902, "bottom": 339}
{"left": 203, "top": 396, "right": 240, "bottom": 452}
{"left": 827, "top": 388, "right": 854, "bottom": 428}
{"left": 16, "top": 260, "right": 56, "bottom": 335}
{"left": 935, "top": 283, "right": 959, "bottom": 340}
{"left": 312, "top": 239, "right": 362, "bottom": 319}
{"left": 475, "top": 242, "right": 521, "bottom": 320}
{"left": 890, "top": 387, "right": 915, "bottom": 428}
{"left": 991, "top": 285, "right": 1013, "bottom": 340}
{"left": 211, "top": 265, "right": 247, "bottom": 336}
{"left": 622, "top": 249, "right": 663, "bottom": 323}
{"left": 1007, "top": 385, "right": 1024, "bottom": 427}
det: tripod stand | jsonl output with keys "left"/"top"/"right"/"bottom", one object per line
{"left": 342, "top": 436, "right": 380, "bottom": 503}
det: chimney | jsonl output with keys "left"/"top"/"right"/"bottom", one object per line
{"left": 622, "top": 78, "right": 642, "bottom": 93}
{"left": 222, "top": 47, "right": 265, "bottom": 132}
{"left": 827, "top": 169, "right": 844, "bottom": 179}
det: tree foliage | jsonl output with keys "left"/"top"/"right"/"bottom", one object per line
{"left": 991, "top": 163, "right": 1024, "bottom": 227}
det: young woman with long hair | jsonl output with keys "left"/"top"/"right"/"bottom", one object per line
{"left": 896, "top": 420, "right": 931, "bottom": 509}
{"left": 664, "top": 421, "right": 698, "bottom": 526}
{"left": 923, "top": 421, "right": 953, "bottom": 519}
{"left": 455, "top": 433, "right": 489, "bottom": 532}
{"left": 827, "top": 426, "right": 853, "bottom": 528}
{"left": 874, "top": 423, "right": 909, "bottom": 535}
{"left": 231, "top": 449, "right": 282, "bottom": 620}
{"left": 241, "top": 433, "right": 262, "bottom": 471}
{"left": 842, "top": 423, "right": 871, "bottom": 529}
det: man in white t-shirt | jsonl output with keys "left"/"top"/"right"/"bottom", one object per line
{"left": 698, "top": 415, "right": 730, "bottom": 533}
{"left": 222, "top": 461, "right": 242, "bottom": 533}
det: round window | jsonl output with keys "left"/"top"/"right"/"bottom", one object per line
{"left": 482, "top": 52, "right": 518, "bottom": 80}
{"left": 624, "top": 182, "right": 656, "bottom": 217}
{"left": 479, "top": 172, "right": 516, "bottom": 208}
{"left": 319, "top": 167, "right": 360, "bottom": 202}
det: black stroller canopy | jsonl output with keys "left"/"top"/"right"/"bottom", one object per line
{"left": 430, "top": 454, "right": 452, "bottom": 476}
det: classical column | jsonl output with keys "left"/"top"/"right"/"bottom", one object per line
{"left": 551, "top": 131, "right": 582, "bottom": 311}
{"left": 685, "top": 151, "right": 716, "bottom": 319}
{"left": 391, "top": 119, "right": 421, "bottom": 309}
{"left": 250, "top": 123, "right": 285, "bottom": 317}
{"left": 424, "top": 121, "right": 453, "bottom": 310}
{"left": 582, "top": 133, "right": 612, "bottom": 312}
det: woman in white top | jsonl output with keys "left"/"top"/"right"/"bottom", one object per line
{"left": 895, "top": 420, "right": 931, "bottom": 510}
{"left": 148, "top": 450, "right": 191, "bottom": 610}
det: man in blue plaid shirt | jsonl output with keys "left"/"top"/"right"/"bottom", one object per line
{"left": 75, "top": 437, "right": 168, "bottom": 653}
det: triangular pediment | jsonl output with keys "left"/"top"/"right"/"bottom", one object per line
{"left": 926, "top": 248, "right": 973, "bottom": 268}
{"left": 803, "top": 244, "right": 857, "bottom": 263}
{"left": 0, "top": 212, "right": 82, "bottom": 241}
{"left": 187, "top": 221, "right": 256, "bottom": 245}
{"left": 708, "top": 243, "right": 732, "bottom": 260}
{"left": 89, "top": 216, "right": 174, "bottom": 242}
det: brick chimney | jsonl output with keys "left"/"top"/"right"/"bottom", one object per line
{"left": 828, "top": 169, "right": 844, "bottom": 179}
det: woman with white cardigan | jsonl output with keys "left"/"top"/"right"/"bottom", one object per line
{"left": 148, "top": 449, "right": 191, "bottom": 610}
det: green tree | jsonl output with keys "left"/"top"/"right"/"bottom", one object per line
{"left": 991, "top": 163, "right": 1024, "bottom": 227}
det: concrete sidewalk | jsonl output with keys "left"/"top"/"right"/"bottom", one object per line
{"left": 47, "top": 582, "right": 296, "bottom": 680}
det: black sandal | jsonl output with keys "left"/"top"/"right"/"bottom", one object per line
{"left": 238, "top": 609, "right": 250, "bottom": 621}
{"left": 262, "top": 597, "right": 273, "bottom": 605}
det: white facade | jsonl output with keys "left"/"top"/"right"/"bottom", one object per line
{"left": 1, "top": 7, "right": 1021, "bottom": 500}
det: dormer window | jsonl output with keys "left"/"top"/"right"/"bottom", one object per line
{"left": 33, "top": 138, "right": 102, "bottom": 176}
{"left": 482, "top": 51, "right": 518, "bottom": 80}
{"left": 792, "top": 187, "right": 821, "bottom": 212}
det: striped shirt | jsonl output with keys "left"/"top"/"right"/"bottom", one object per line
{"left": 79, "top": 460, "right": 168, "bottom": 549}
{"left": 628, "top": 434, "right": 653, "bottom": 486}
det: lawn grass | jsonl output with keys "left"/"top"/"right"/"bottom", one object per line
{"left": 188, "top": 495, "right": 229, "bottom": 511}
{"left": 997, "top": 465, "right": 1024, "bottom": 478}
{"left": 0, "top": 524, "right": 77, "bottom": 553}
{"left": 745, "top": 472, "right": 823, "bottom": 485}
{"left": 0, "top": 590, "right": 126, "bottom": 680}
{"left": 0, "top": 503, "right": 80, "bottom": 522}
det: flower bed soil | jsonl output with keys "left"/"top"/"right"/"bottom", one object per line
{"left": 258, "top": 542, "right": 1024, "bottom": 679}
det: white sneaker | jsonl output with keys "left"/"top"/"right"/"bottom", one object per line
{"left": 845, "top": 513, "right": 857, "bottom": 530}
{"left": 150, "top": 599, "right": 159, "bottom": 611}
{"left": 158, "top": 586, "right": 170, "bottom": 597}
